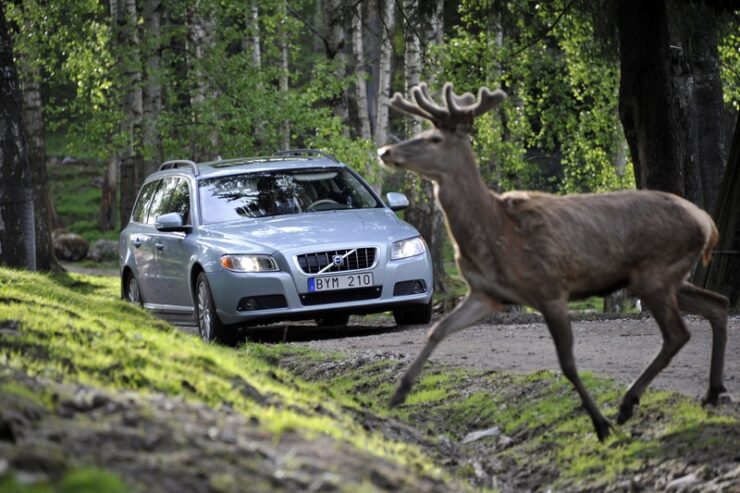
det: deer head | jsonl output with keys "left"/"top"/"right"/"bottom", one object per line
{"left": 378, "top": 82, "right": 507, "bottom": 180}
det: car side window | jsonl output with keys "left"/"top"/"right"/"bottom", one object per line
{"left": 131, "top": 180, "right": 160, "bottom": 224}
{"left": 146, "top": 177, "right": 179, "bottom": 225}
{"left": 168, "top": 178, "right": 191, "bottom": 225}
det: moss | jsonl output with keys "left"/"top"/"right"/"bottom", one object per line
{"left": 0, "top": 268, "right": 462, "bottom": 491}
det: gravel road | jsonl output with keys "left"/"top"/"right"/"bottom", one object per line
{"left": 291, "top": 315, "right": 740, "bottom": 402}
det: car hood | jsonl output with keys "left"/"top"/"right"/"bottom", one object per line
{"left": 198, "top": 209, "right": 419, "bottom": 252}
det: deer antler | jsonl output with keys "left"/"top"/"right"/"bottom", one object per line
{"left": 389, "top": 82, "right": 507, "bottom": 132}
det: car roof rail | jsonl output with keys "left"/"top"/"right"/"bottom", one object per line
{"left": 273, "top": 149, "right": 339, "bottom": 163}
{"left": 159, "top": 159, "right": 200, "bottom": 176}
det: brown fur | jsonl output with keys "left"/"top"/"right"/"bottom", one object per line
{"left": 379, "top": 82, "right": 729, "bottom": 442}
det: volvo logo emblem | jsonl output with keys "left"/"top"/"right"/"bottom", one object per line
{"left": 332, "top": 255, "right": 344, "bottom": 267}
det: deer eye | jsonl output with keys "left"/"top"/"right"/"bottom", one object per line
{"left": 429, "top": 135, "right": 443, "bottom": 144}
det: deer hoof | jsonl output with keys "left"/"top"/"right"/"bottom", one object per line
{"left": 389, "top": 383, "right": 410, "bottom": 407}
{"left": 617, "top": 397, "right": 638, "bottom": 424}
{"left": 593, "top": 417, "right": 613, "bottom": 442}
{"left": 702, "top": 384, "right": 727, "bottom": 407}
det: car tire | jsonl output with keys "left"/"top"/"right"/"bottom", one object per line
{"left": 315, "top": 314, "right": 350, "bottom": 327}
{"left": 195, "top": 272, "right": 238, "bottom": 346}
{"left": 123, "top": 272, "right": 144, "bottom": 306}
{"left": 393, "top": 300, "right": 433, "bottom": 326}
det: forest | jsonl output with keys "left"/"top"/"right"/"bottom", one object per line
{"left": 0, "top": 0, "right": 739, "bottom": 306}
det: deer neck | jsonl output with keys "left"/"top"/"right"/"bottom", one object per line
{"left": 433, "top": 149, "right": 502, "bottom": 240}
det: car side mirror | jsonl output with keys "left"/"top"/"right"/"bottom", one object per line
{"left": 155, "top": 212, "right": 191, "bottom": 233}
{"left": 386, "top": 192, "right": 409, "bottom": 211}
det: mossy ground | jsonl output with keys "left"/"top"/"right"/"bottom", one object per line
{"left": 2, "top": 268, "right": 739, "bottom": 492}
{"left": 268, "top": 345, "right": 740, "bottom": 492}
{"left": 0, "top": 268, "right": 460, "bottom": 492}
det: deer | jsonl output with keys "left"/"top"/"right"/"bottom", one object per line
{"left": 377, "top": 82, "right": 729, "bottom": 441}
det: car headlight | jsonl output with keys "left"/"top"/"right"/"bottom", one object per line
{"left": 391, "top": 237, "right": 426, "bottom": 260}
{"left": 220, "top": 254, "right": 278, "bottom": 272}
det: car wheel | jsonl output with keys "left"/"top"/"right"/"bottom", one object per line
{"left": 393, "top": 300, "right": 433, "bottom": 326}
{"left": 124, "top": 272, "right": 143, "bottom": 306}
{"left": 315, "top": 313, "right": 350, "bottom": 327}
{"left": 195, "top": 272, "right": 238, "bottom": 346}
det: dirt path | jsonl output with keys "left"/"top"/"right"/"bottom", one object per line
{"left": 291, "top": 315, "right": 740, "bottom": 402}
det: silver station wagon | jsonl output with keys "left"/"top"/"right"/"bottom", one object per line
{"left": 119, "top": 150, "right": 434, "bottom": 344}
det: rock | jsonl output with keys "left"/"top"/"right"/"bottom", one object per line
{"left": 87, "top": 239, "right": 118, "bottom": 262}
{"left": 90, "top": 176, "right": 104, "bottom": 188}
{"left": 0, "top": 458, "right": 7, "bottom": 475}
{"left": 53, "top": 231, "right": 89, "bottom": 261}
{"left": 462, "top": 426, "right": 501, "bottom": 444}
{"left": 61, "top": 156, "right": 78, "bottom": 165}
{"left": 666, "top": 473, "right": 701, "bottom": 492}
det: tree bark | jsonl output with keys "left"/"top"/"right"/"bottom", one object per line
{"left": 402, "top": 0, "right": 448, "bottom": 296}
{"left": 187, "top": 0, "right": 219, "bottom": 161}
{"left": 326, "top": 0, "right": 348, "bottom": 131}
{"left": 279, "top": 0, "right": 290, "bottom": 150}
{"left": 110, "top": 0, "right": 145, "bottom": 230}
{"left": 352, "top": 3, "right": 371, "bottom": 140}
{"left": 695, "top": 112, "right": 740, "bottom": 307}
{"left": 373, "top": 0, "right": 395, "bottom": 147}
{"left": 143, "top": 0, "right": 163, "bottom": 171}
{"left": 617, "top": 0, "right": 727, "bottom": 213}
{"left": 0, "top": 6, "right": 35, "bottom": 270}
{"left": 18, "top": 57, "right": 61, "bottom": 272}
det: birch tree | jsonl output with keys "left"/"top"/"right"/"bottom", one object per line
{"left": 109, "top": 0, "right": 145, "bottom": 229}
{"left": 352, "top": 3, "right": 371, "bottom": 140}
{"left": 402, "top": 0, "right": 448, "bottom": 296}
{"left": 142, "top": 0, "right": 163, "bottom": 169}
{"left": 373, "top": 0, "right": 395, "bottom": 147}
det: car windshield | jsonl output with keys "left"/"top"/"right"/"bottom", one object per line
{"left": 198, "top": 167, "right": 382, "bottom": 224}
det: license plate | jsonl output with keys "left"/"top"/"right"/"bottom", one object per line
{"left": 308, "top": 273, "right": 374, "bottom": 292}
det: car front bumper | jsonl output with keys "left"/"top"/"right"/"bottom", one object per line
{"left": 206, "top": 249, "right": 433, "bottom": 325}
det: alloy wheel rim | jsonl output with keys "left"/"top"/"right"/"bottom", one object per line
{"left": 127, "top": 277, "right": 140, "bottom": 304}
{"left": 197, "top": 282, "right": 211, "bottom": 340}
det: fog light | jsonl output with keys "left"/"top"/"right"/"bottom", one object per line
{"left": 412, "top": 281, "right": 424, "bottom": 294}
{"left": 243, "top": 298, "right": 258, "bottom": 311}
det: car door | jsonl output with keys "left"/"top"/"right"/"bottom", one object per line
{"left": 142, "top": 177, "right": 180, "bottom": 305}
{"left": 128, "top": 179, "right": 161, "bottom": 303}
{"left": 150, "top": 177, "right": 195, "bottom": 308}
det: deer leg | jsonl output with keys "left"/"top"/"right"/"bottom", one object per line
{"left": 390, "top": 293, "right": 500, "bottom": 407}
{"left": 542, "top": 303, "right": 612, "bottom": 441}
{"left": 677, "top": 282, "right": 729, "bottom": 405}
{"left": 618, "top": 291, "right": 690, "bottom": 424}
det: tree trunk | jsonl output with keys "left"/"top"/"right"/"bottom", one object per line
{"left": 401, "top": 0, "right": 448, "bottom": 296}
{"left": 188, "top": 0, "right": 219, "bottom": 160}
{"left": 352, "top": 3, "right": 371, "bottom": 140}
{"left": 617, "top": 0, "right": 727, "bottom": 213}
{"left": 326, "top": 0, "right": 348, "bottom": 131}
{"left": 373, "top": 0, "right": 395, "bottom": 147}
{"left": 0, "top": 7, "right": 35, "bottom": 270}
{"left": 111, "top": 0, "right": 145, "bottom": 230}
{"left": 695, "top": 112, "right": 740, "bottom": 307}
{"left": 19, "top": 58, "right": 61, "bottom": 272}
{"left": 245, "top": 0, "right": 265, "bottom": 147}
{"left": 143, "top": 0, "right": 163, "bottom": 172}
{"left": 279, "top": 0, "right": 290, "bottom": 150}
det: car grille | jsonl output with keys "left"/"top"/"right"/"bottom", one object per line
{"left": 296, "top": 247, "right": 377, "bottom": 274}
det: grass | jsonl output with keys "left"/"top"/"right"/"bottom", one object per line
{"left": 261, "top": 345, "right": 740, "bottom": 491}
{"left": 0, "top": 268, "right": 457, "bottom": 492}
{"left": 47, "top": 160, "right": 119, "bottom": 243}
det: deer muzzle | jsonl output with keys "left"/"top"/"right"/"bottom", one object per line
{"left": 377, "top": 146, "right": 399, "bottom": 167}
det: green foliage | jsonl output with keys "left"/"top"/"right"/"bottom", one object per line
{"left": 719, "top": 20, "right": 740, "bottom": 110}
{"left": 438, "top": 0, "right": 635, "bottom": 193}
